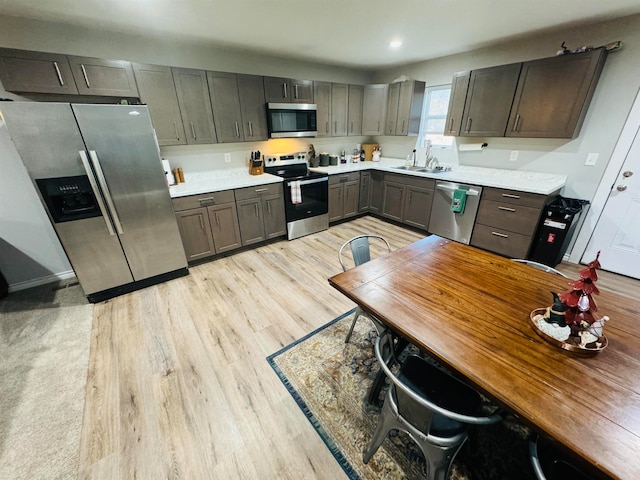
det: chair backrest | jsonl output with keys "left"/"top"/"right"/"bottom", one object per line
{"left": 374, "top": 331, "right": 502, "bottom": 427}
{"left": 511, "top": 259, "right": 568, "bottom": 278}
{"left": 339, "top": 234, "right": 391, "bottom": 272}
{"left": 529, "top": 435, "right": 595, "bottom": 480}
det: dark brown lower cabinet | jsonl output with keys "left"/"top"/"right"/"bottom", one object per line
{"left": 470, "top": 187, "right": 559, "bottom": 258}
{"left": 381, "top": 173, "right": 434, "bottom": 230}
{"left": 172, "top": 190, "right": 241, "bottom": 262}
{"left": 235, "top": 183, "right": 286, "bottom": 246}
{"left": 359, "top": 172, "right": 371, "bottom": 212}
{"left": 329, "top": 173, "right": 360, "bottom": 222}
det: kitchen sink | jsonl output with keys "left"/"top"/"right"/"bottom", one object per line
{"left": 391, "top": 165, "right": 451, "bottom": 173}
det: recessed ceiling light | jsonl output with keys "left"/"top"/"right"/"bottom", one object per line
{"left": 389, "top": 40, "right": 403, "bottom": 48}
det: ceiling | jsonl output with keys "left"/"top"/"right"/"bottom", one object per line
{"left": 1, "top": 0, "right": 640, "bottom": 69}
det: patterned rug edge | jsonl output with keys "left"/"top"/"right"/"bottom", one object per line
{"left": 266, "top": 308, "right": 359, "bottom": 480}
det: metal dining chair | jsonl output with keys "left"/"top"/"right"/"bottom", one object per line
{"left": 339, "top": 234, "right": 391, "bottom": 343}
{"left": 529, "top": 435, "right": 595, "bottom": 480}
{"left": 511, "top": 258, "right": 568, "bottom": 277}
{"left": 363, "top": 330, "right": 502, "bottom": 480}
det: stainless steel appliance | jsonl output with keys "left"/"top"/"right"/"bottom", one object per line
{"left": 264, "top": 152, "right": 328, "bottom": 239}
{"left": 266, "top": 103, "right": 317, "bottom": 138}
{"left": 0, "top": 102, "right": 188, "bottom": 302}
{"left": 428, "top": 181, "right": 483, "bottom": 244}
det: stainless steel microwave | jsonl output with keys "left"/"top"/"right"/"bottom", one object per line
{"left": 266, "top": 103, "right": 317, "bottom": 138}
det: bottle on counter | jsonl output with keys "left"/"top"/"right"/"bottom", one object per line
{"left": 340, "top": 150, "right": 346, "bottom": 164}
{"left": 352, "top": 148, "right": 360, "bottom": 163}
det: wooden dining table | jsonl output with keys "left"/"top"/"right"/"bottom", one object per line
{"left": 328, "top": 235, "right": 640, "bottom": 480}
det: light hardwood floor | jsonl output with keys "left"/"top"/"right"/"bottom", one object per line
{"left": 78, "top": 216, "right": 640, "bottom": 479}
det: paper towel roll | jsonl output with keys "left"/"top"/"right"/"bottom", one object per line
{"left": 458, "top": 143, "right": 488, "bottom": 151}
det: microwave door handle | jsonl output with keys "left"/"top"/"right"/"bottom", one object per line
{"left": 88, "top": 150, "right": 125, "bottom": 235}
{"left": 78, "top": 150, "right": 115, "bottom": 236}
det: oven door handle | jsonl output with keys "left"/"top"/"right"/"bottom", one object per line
{"left": 287, "top": 177, "right": 328, "bottom": 187}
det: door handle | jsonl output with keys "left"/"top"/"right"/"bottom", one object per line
{"left": 235, "top": 122, "right": 240, "bottom": 137}
{"left": 283, "top": 82, "right": 288, "bottom": 99}
{"left": 78, "top": 150, "right": 115, "bottom": 236}
{"left": 80, "top": 64, "right": 90, "bottom": 88}
{"left": 512, "top": 114, "right": 521, "bottom": 132}
{"left": 173, "top": 122, "right": 180, "bottom": 141}
{"left": 616, "top": 185, "right": 627, "bottom": 192}
{"left": 465, "top": 118, "right": 472, "bottom": 133}
{"left": 248, "top": 121, "right": 253, "bottom": 137}
{"left": 623, "top": 170, "right": 633, "bottom": 178}
{"left": 53, "top": 61, "right": 65, "bottom": 86}
{"left": 190, "top": 122, "right": 197, "bottom": 141}
{"left": 88, "top": 150, "right": 124, "bottom": 235}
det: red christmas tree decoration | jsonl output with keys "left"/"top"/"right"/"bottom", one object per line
{"left": 559, "top": 251, "right": 603, "bottom": 337}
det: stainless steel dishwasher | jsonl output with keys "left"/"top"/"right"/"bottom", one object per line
{"left": 428, "top": 181, "right": 483, "bottom": 244}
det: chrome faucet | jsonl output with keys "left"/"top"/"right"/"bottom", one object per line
{"left": 426, "top": 156, "right": 439, "bottom": 170}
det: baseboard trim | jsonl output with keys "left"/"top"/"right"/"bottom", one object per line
{"left": 8, "top": 270, "right": 77, "bottom": 293}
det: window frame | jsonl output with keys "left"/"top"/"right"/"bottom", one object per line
{"left": 416, "top": 84, "right": 453, "bottom": 149}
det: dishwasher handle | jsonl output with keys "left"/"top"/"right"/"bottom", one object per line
{"left": 436, "top": 183, "right": 480, "bottom": 196}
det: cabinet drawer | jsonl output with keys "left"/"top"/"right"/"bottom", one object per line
{"left": 234, "top": 182, "right": 282, "bottom": 201}
{"left": 482, "top": 187, "right": 547, "bottom": 209}
{"left": 475, "top": 199, "right": 541, "bottom": 236}
{"left": 172, "top": 190, "right": 235, "bottom": 211}
{"left": 329, "top": 172, "right": 360, "bottom": 185}
{"left": 471, "top": 224, "right": 532, "bottom": 258}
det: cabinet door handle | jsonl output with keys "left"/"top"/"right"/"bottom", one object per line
{"left": 498, "top": 206, "right": 516, "bottom": 212}
{"left": 254, "top": 204, "right": 259, "bottom": 217}
{"left": 80, "top": 64, "right": 90, "bottom": 88}
{"left": 326, "top": 122, "right": 329, "bottom": 134}
{"left": 235, "top": 121, "right": 240, "bottom": 137}
{"left": 334, "top": 121, "right": 337, "bottom": 133}
{"left": 294, "top": 84, "right": 299, "bottom": 99}
{"left": 267, "top": 200, "right": 271, "bottom": 214}
{"left": 350, "top": 121, "right": 353, "bottom": 133}
{"left": 502, "top": 193, "right": 520, "bottom": 199}
{"left": 513, "top": 114, "right": 521, "bottom": 132}
{"left": 254, "top": 188, "right": 268, "bottom": 193}
{"left": 199, "top": 197, "right": 214, "bottom": 206}
{"left": 283, "top": 82, "right": 288, "bottom": 99}
{"left": 401, "top": 120, "right": 406, "bottom": 133}
{"left": 215, "top": 212, "right": 220, "bottom": 227}
{"left": 465, "top": 118, "right": 472, "bottom": 133}
{"left": 199, "top": 215, "right": 205, "bottom": 231}
{"left": 449, "top": 117, "right": 454, "bottom": 133}
{"left": 491, "top": 231, "right": 509, "bottom": 238}
{"left": 173, "top": 122, "right": 180, "bottom": 141}
{"left": 53, "top": 61, "right": 65, "bottom": 86}
{"left": 377, "top": 121, "right": 380, "bottom": 132}
{"left": 190, "top": 122, "right": 197, "bottom": 140}
{"left": 248, "top": 121, "right": 253, "bottom": 137}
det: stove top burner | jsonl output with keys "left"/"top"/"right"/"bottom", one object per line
{"left": 264, "top": 151, "right": 321, "bottom": 179}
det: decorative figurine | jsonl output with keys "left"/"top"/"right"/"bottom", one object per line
{"left": 532, "top": 252, "right": 609, "bottom": 352}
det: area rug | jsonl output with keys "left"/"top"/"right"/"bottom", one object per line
{"left": 267, "top": 310, "right": 536, "bottom": 480}
{"left": 0, "top": 283, "right": 93, "bottom": 480}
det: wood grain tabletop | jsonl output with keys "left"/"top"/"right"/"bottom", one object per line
{"left": 329, "top": 235, "right": 640, "bottom": 479}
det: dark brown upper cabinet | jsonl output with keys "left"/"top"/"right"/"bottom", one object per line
{"left": 444, "top": 71, "right": 470, "bottom": 136}
{"left": 460, "top": 63, "right": 521, "bottom": 137}
{"left": 506, "top": 48, "right": 607, "bottom": 138}
{"left": 0, "top": 48, "right": 79, "bottom": 94}
{"left": 263, "top": 76, "right": 313, "bottom": 103}
{"left": 132, "top": 63, "right": 186, "bottom": 146}
{"left": 68, "top": 56, "right": 139, "bottom": 97}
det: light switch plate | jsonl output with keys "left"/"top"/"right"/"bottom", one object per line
{"left": 509, "top": 150, "right": 519, "bottom": 162}
{"left": 585, "top": 153, "right": 599, "bottom": 166}
{"left": 224, "top": 153, "right": 231, "bottom": 163}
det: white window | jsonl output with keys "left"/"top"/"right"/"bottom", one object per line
{"left": 416, "top": 85, "right": 453, "bottom": 149}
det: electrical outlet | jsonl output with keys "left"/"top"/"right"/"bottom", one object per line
{"left": 585, "top": 153, "right": 599, "bottom": 166}
{"left": 224, "top": 153, "right": 231, "bottom": 163}
{"left": 509, "top": 150, "right": 519, "bottom": 162}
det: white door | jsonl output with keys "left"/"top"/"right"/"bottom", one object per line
{"left": 582, "top": 125, "right": 640, "bottom": 278}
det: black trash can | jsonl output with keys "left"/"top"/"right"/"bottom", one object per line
{"left": 528, "top": 196, "right": 590, "bottom": 267}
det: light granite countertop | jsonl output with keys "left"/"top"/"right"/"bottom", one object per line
{"left": 169, "top": 158, "right": 566, "bottom": 198}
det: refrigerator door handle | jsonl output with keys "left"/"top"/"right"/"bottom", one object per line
{"left": 78, "top": 150, "right": 116, "bottom": 236}
{"left": 88, "top": 150, "right": 125, "bottom": 235}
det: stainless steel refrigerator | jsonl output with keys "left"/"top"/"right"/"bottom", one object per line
{"left": 0, "top": 102, "right": 187, "bottom": 302}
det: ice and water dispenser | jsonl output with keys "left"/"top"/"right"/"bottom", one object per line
{"left": 35, "top": 176, "right": 101, "bottom": 223}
